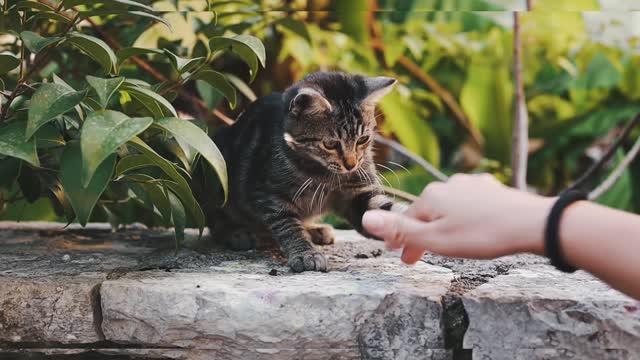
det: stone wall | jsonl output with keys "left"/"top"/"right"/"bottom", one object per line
{"left": 0, "top": 222, "right": 638, "bottom": 359}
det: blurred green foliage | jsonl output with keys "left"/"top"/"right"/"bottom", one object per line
{"left": 1, "top": 0, "right": 640, "bottom": 235}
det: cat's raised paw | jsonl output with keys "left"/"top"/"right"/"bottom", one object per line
{"left": 306, "top": 224, "right": 335, "bottom": 245}
{"left": 288, "top": 251, "right": 328, "bottom": 273}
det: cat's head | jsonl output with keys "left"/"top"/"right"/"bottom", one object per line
{"left": 282, "top": 72, "right": 396, "bottom": 174}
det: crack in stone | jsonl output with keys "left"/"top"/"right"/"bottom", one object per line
{"left": 91, "top": 283, "right": 106, "bottom": 341}
{"left": 438, "top": 263, "right": 514, "bottom": 360}
{"left": 45, "top": 288, "right": 64, "bottom": 334}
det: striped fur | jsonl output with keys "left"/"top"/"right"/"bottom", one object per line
{"left": 205, "top": 72, "right": 399, "bottom": 272}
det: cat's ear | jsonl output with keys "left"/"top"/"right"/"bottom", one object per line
{"left": 286, "top": 88, "right": 332, "bottom": 115}
{"left": 364, "top": 76, "right": 397, "bottom": 103}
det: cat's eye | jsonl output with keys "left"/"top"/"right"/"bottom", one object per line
{"left": 357, "top": 135, "right": 371, "bottom": 145}
{"left": 323, "top": 140, "right": 340, "bottom": 150}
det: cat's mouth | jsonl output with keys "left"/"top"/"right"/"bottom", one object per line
{"left": 327, "top": 164, "right": 360, "bottom": 175}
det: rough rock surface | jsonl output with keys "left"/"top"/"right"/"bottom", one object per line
{"left": 1, "top": 222, "right": 639, "bottom": 359}
{"left": 463, "top": 266, "right": 640, "bottom": 359}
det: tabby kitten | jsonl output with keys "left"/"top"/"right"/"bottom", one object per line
{"left": 206, "top": 72, "right": 403, "bottom": 272}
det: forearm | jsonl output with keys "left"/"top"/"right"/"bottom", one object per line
{"left": 558, "top": 201, "right": 640, "bottom": 299}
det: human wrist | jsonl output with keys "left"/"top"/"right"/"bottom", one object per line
{"left": 510, "top": 194, "right": 555, "bottom": 256}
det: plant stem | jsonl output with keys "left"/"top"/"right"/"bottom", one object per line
{"left": 589, "top": 134, "right": 640, "bottom": 200}
{"left": 375, "top": 135, "right": 449, "bottom": 182}
{"left": 526, "top": 0, "right": 533, "bottom": 10}
{"left": 511, "top": 11, "right": 529, "bottom": 190}
{"left": 569, "top": 114, "right": 640, "bottom": 192}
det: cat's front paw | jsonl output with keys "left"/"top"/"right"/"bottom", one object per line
{"left": 306, "top": 224, "right": 335, "bottom": 245}
{"left": 288, "top": 250, "right": 328, "bottom": 273}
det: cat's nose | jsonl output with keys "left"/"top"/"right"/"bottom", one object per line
{"left": 344, "top": 156, "right": 358, "bottom": 171}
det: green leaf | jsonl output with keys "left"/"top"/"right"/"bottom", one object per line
{"left": 127, "top": 137, "right": 205, "bottom": 233}
{"left": 26, "top": 12, "right": 72, "bottom": 24}
{"left": 115, "top": 154, "right": 154, "bottom": 176}
{"left": 80, "top": 110, "right": 152, "bottom": 187}
{"left": 35, "top": 124, "right": 65, "bottom": 148}
{"left": 379, "top": 90, "right": 440, "bottom": 167}
{"left": 277, "top": 18, "right": 311, "bottom": 44}
{"left": 15, "top": 1, "right": 56, "bottom": 11}
{"left": 0, "top": 121, "right": 39, "bottom": 166}
{"left": 0, "top": 158, "right": 21, "bottom": 189}
{"left": 196, "top": 79, "right": 224, "bottom": 110}
{"left": 572, "top": 53, "right": 621, "bottom": 90}
{"left": 60, "top": 142, "right": 115, "bottom": 226}
{"left": 191, "top": 70, "right": 237, "bottom": 109}
{"left": 116, "top": 47, "right": 163, "bottom": 67}
{"left": 20, "top": 31, "right": 62, "bottom": 54}
{"left": 78, "top": 9, "right": 171, "bottom": 29}
{"left": 224, "top": 72, "right": 256, "bottom": 101}
{"left": 66, "top": 33, "right": 117, "bottom": 73}
{"left": 122, "top": 83, "right": 177, "bottom": 118}
{"left": 566, "top": 105, "right": 640, "bottom": 138}
{"left": 334, "top": 1, "right": 369, "bottom": 43}
{"left": 154, "top": 117, "right": 228, "bottom": 202}
{"left": 382, "top": 24, "right": 406, "bottom": 66}
{"left": 209, "top": 34, "right": 265, "bottom": 81}
{"left": 621, "top": 56, "right": 640, "bottom": 101}
{"left": 163, "top": 49, "right": 204, "bottom": 74}
{"left": 0, "top": 52, "right": 20, "bottom": 74}
{"left": 164, "top": 138, "right": 197, "bottom": 172}
{"left": 167, "top": 190, "right": 186, "bottom": 250}
{"left": 51, "top": 74, "right": 85, "bottom": 121}
{"left": 26, "top": 83, "right": 87, "bottom": 139}
{"left": 460, "top": 61, "right": 513, "bottom": 164}
{"left": 132, "top": 177, "right": 172, "bottom": 222}
{"left": 86, "top": 75, "right": 125, "bottom": 109}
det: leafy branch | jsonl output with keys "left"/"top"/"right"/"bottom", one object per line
{"left": 569, "top": 114, "right": 640, "bottom": 192}
{"left": 589, "top": 134, "right": 640, "bottom": 200}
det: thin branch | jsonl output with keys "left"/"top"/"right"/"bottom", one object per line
{"left": 569, "top": 113, "right": 640, "bottom": 192}
{"left": 375, "top": 135, "right": 449, "bottom": 182}
{"left": 382, "top": 186, "right": 418, "bottom": 203}
{"left": 511, "top": 12, "right": 529, "bottom": 190}
{"left": 526, "top": 0, "right": 533, "bottom": 10}
{"left": 589, "top": 134, "right": 640, "bottom": 200}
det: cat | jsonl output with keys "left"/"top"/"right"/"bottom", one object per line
{"left": 203, "top": 72, "right": 405, "bottom": 272}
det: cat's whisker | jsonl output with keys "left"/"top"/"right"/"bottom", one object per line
{"left": 293, "top": 178, "right": 313, "bottom": 203}
{"left": 377, "top": 173, "right": 396, "bottom": 200}
{"left": 356, "top": 167, "right": 364, "bottom": 183}
{"left": 309, "top": 183, "right": 322, "bottom": 212}
{"left": 376, "top": 163, "right": 401, "bottom": 186}
{"left": 318, "top": 184, "right": 327, "bottom": 212}
{"left": 362, "top": 168, "right": 375, "bottom": 187}
{"left": 387, "top": 161, "right": 412, "bottom": 175}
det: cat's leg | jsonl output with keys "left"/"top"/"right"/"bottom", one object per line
{"left": 305, "top": 223, "right": 335, "bottom": 245}
{"left": 336, "top": 191, "right": 406, "bottom": 239}
{"left": 264, "top": 213, "right": 327, "bottom": 272}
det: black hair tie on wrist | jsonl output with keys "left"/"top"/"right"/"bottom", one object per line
{"left": 545, "top": 190, "right": 587, "bottom": 273}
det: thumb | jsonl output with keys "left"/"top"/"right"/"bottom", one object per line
{"left": 362, "top": 210, "right": 432, "bottom": 250}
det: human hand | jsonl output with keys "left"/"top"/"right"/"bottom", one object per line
{"left": 362, "top": 174, "right": 553, "bottom": 264}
